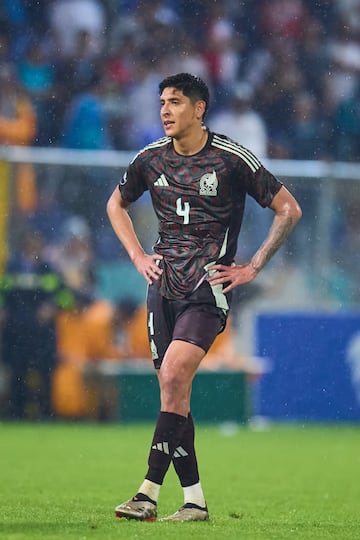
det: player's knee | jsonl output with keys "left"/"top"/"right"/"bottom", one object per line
{"left": 159, "top": 368, "right": 189, "bottom": 397}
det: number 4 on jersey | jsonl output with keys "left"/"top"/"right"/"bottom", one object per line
{"left": 176, "top": 197, "right": 190, "bottom": 224}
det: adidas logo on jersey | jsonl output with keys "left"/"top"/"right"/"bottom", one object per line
{"left": 154, "top": 174, "right": 169, "bottom": 187}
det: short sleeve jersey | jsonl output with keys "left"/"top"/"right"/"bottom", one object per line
{"left": 119, "top": 131, "right": 282, "bottom": 300}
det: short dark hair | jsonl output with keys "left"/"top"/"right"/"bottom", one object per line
{"left": 159, "top": 73, "right": 210, "bottom": 117}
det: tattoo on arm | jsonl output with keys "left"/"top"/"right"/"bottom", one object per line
{"left": 252, "top": 215, "right": 295, "bottom": 270}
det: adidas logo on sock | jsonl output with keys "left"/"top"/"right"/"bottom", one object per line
{"left": 152, "top": 441, "right": 170, "bottom": 454}
{"left": 151, "top": 443, "right": 189, "bottom": 457}
{"left": 173, "top": 446, "right": 189, "bottom": 458}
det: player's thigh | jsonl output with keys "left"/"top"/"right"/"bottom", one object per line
{"left": 159, "top": 309, "right": 224, "bottom": 394}
{"left": 159, "top": 339, "right": 205, "bottom": 386}
{"left": 173, "top": 308, "right": 224, "bottom": 353}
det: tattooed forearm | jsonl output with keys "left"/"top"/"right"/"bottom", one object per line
{"left": 251, "top": 215, "right": 296, "bottom": 271}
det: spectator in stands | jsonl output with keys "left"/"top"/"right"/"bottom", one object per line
{"left": 17, "top": 40, "right": 60, "bottom": 145}
{"left": 0, "top": 30, "right": 11, "bottom": 64}
{"left": 26, "top": 0, "right": 49, "bottom": 41}
{"left": 0, "top": 62, "right": 38, "bottom": 212}
{"left": 289, "top": 91, "right": 325, "bottom": 160}
{"left": 256, "top": 0, "right": 309, "bottom": 43}
{"left": 49, "top": 0, "right": 106, "bottom": 59}
{"left": 56, "top": 28, "right": 103, "bottom": 106}
{"left": 61, "top": 71, "right": 112, "bottom": 150}
{"left": 166, "top": 32, "right": 210, "bottom": 91}
{"left": 50, "top": 215, "right": 95, "bottom": 294}
{"left": 253, "top": 37, "right": 306, "bottom": 157}
{"left": 209, "top": 82, "right": 267, "bottom": 158}
{"left": 333, "top": 0, "right": 360, "bottom": 35}
{"left": 52, "top": 294, "right": 127, "bottom": 420}
{"left": 0, "top": 62, "right": 36, "bottom": 145}
{"left": 333, "top": 81, "right": 360, "bottom": 162}
{"left": 202, "top": 2, "right": 244, "bottom": 110}
{"left": 104, "top": 37, "right": 135, "bottom": 91}
{"left": 323, "top": 18, "right": 360, "bottom": 115}
{"left": 0, "top": 0, "right": 30, "bottom": 60}
{"left": 52, "top": 291, "right": 97, "bottom": 420}
{"left": 1, "top": 230, "right": 61, "bottom": 419}
{"left": 126, "top": 57, "right": 164, "bottom": 148}
{"left": 101, "top": 70, "right": 133, "bottom": 151}
{"left": 296, "top": 14, "right": 328, "bottom": 102}
{"left": 26, "top": 187, "right": 70, "bottom": 246}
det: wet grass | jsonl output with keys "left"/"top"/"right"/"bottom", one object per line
{"left": 1, "top": 421, "right": 359, "bottom": 539}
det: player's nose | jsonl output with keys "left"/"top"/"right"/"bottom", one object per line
{"left": 161, "top": 103, "right": 170, "bottom": 116}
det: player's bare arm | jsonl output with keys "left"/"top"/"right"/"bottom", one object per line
{"left": 208, "top": 186, "right": 302, "bottom": 293}
{"left": 106, "top": 187, "right": 163, "bottom": 284}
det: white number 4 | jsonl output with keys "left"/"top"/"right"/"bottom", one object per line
{"left": 176, "top": 197, "right": 190, "bottom": 224}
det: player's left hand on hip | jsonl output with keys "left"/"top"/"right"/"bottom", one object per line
{"left": 207, "top": 263, "right": 257, "bottom": 293}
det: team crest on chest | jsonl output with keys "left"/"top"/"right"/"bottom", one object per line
{"left": 199, "top": 170, "right": 218, "bottom": 196}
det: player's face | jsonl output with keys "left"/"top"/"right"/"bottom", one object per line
{"left": 160, "top": 87, "right": 204, "bottom": 139}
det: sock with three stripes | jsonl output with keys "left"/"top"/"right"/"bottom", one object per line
{"left": 145, "top": 411, "right": 187, "bottom": 485}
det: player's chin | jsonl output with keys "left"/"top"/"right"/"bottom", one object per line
{"left": 166, "top": 124, "right": 180, "bottom": 136}
{"left": 165, "top": 129, "right": 177, "bottom": 138}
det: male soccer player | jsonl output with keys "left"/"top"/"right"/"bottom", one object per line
{"left": 107, "top": 73, "right": 302, "bottom": 522}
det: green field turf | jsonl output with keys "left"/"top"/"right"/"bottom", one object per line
{"left": 1, "top": 421, "right": 359, "bottom": 540}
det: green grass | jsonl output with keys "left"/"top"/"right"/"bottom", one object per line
{"left": 1, "top": 422, "right": 359, "bottom": 539}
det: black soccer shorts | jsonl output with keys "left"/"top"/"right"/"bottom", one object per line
{"left": 147, "top": 281, "right": 230, "bottom": 369}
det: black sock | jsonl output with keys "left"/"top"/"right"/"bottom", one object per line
{"left": 172, "top": 412, "right": 200, "bottom": 487}
{"left": 145, "top": 411, "right": 188, "bottom": 485}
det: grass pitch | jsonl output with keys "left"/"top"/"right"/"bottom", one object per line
{"left": 1, "top": 421, "right": 359, "bottom": 539}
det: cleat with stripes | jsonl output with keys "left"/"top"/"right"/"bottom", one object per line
{"left": 115, "top": 494, "right": 157, "bottom": 521}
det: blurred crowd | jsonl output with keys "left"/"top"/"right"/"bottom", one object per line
{"left": 1, "top": 0, "right": 360, "bottom": 421}
{"left": 0, "top": 0, "right": 359, "bottom": 159}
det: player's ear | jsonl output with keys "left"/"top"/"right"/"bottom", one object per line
{"left": 195, "top": 100, "right": 206, "bottom": 120}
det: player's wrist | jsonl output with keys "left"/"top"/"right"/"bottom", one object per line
{"left": 131, "top": 248, "right": 146, "bottom": 265}
{"left": 250, "top": 260, "right": 260, "bottom": 273}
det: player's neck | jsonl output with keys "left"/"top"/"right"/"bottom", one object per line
{"left": 173, "top": 126, "right": 208, "bottom": 156}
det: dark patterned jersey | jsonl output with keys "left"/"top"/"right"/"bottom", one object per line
{"left": 119, "top": 131, "right": 282, "bottom": 300}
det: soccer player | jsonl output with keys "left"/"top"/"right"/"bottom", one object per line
{"left": 106, "top": 73, "right": 302, "bottom": 522}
